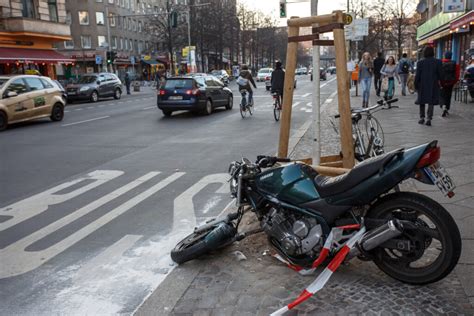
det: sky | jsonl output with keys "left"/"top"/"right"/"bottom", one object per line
{"left": 240, "top": 0, "right": 348, "bottom": 26}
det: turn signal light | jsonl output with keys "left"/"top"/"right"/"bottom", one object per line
{"left": 416, "top": 146, "right": 441, "bottom": 168}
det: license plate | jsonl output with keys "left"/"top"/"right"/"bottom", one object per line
{"left": 424, "top": 162, "right": 456, "bottom": 196}
{"left": 169, "top": 96, "right": 182, "bottom": 100}
{"left": 68, "top": 91, "right": 76, "bottom": 95}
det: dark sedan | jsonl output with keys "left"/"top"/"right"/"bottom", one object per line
{"left": 66, "top": 73, "right": 122, "bottom": 103}
{"left": 157, "top": 75, "right": 233, "bottom": 117}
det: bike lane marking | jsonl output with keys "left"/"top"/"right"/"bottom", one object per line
{"left": 0, "top": 171, "right": 187, "bottom": 278}
{"left": 62, "top": 116, "right": 110, "bottom": 127}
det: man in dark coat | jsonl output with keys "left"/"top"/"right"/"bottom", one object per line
{"left": 373, "top": 52, "right": 385, "bottom": 97}
{"left": 415, "top": 46, "right": 442, "bottom": 126}
{"left": 271, "top": 61, "right": 285, "bottom": 94}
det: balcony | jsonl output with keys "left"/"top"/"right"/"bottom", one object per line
{"left": 0, "top": 5, "right": 70, "bottom": 40}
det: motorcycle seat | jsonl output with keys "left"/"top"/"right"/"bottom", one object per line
{"left": 314, "top": 148, "right": 405, "bottom": 198}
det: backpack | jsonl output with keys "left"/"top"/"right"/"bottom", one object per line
{"left": 400, "top": 60, "right": 409, "bottom": 74}
{"left": 441, "top": 61, "right": 456, "bottom": 82}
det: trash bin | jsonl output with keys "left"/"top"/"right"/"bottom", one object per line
{"left": 133, "top": 81, "right": 140, "bottom": 92}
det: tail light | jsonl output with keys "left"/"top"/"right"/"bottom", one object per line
{"left": 265, "top": 76, "right": 271, "bottom": 80}
{"left": 159, "top": 89, "right": 166, "bottom": 96}
{"left": 185, "top": 88, "right": 200, "bottom": 96}
{"left": 416, "top": 146, "right": 441, "bottom": 168}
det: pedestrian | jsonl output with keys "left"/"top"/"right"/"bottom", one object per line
{"left": 346, "top": 59, "right": 355, "bottom": 89}
{"left": 155, "top": 71, "right": 162, "bottom": 88}
{"left": 271, "top": 61, "right": 285, "bottom": 109}
{"left": 380, "top": 56, "right": 400, "bottom": 101}
{"left": 440, "top": 51, "right": 459, "bottom": 117}
{"left": 358, "top": 52, "right": 373, "bottom": 108}
{"left": 415, "top": 46, "right": 442, "bottom": 126}
{"left": 464, "top": 58, "right": 474, "bottom": 100}
{"left": 397, "top": 53, "right": 414, "bottom": 96}
{"left": 124, "top": 72, "right": 131, "bottom": 95}
{"left": 237, "top": 64, "right": 257, "bottom": 106}
{"left": 373, "top": 52, "right": 385, "bottom": 97}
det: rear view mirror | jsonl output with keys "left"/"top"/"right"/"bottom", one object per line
{"left": 5, "top": 91, "right": 18, "bottom": 98}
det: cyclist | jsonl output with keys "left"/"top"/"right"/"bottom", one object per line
{"left": 237, "top": 64, "right": 257, "bottom": 106}
{"left": 271, "top": 61, "right": 285, "bottom": 108}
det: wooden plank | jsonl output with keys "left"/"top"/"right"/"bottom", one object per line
{"left": 333, "top": 11, "right": 355, "bottom": 169}
{"left": 288, "top": 35, "right": 334, "bottom": 46}
{"left": 320, "top": 154, "right": 343, "bottom": 163}
{"left": 313, "top": 165, "right": 350, "bottom": 176}
{"left": 278, "top": 25, "right": 299, "bottom": 158}
{"left": 320, "top": 161, "right": 344, "bottom": 168}
{"left": 287, "top": 13, "right": 336, "bottom": 27}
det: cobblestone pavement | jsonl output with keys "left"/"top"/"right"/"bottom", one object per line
{"left": 137, "top": 87, "right": 474, "bottom": 316}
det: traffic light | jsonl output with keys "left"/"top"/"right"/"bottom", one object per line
{"left": 170, "top": 11, "right": 178, "bottom": 28}
{"left": 106, "top": 51, "right": 117, "bottom": 64}
{"left": 279, "top": 1, "right": 286, "bottom": 18}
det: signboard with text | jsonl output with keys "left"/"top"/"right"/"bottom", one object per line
{"left": 443, "top": 0, "right": 465, "bottom": 13}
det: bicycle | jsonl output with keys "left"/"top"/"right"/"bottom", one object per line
{"left": 330, "top": 98, "right": 399, "bottom": 161}
{"left": 272, "top": 91, "right": 282, "bottom": 121}
{"left": 240, "top": 89, "right": 253, "bottom": 118}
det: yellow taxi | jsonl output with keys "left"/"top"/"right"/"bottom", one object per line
{"left": 0, "top": 75, "right": 66, "bottom": 131}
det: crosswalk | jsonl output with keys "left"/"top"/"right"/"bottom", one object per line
{"left": 0, "top": 169, "right": 231, "bottom": 314}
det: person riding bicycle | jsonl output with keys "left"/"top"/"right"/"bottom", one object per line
{"left": 271, "top": 61, "right": 285, "bottom": 108}
{"left": 237, "top": 64, "right": 257, "bottom": 106}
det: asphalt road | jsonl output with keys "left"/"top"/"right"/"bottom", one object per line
{"left": 0, "top": 74, "right": 338, "bottom": 314}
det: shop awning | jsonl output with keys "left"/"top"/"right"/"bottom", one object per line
{"left": 141, "top": 58, "right": 160, "bottom": 65}
{"left": 418, "top": 28, "right": 451, "bottom": 46}
{"left": 450, "top": 10, "right": 474, "bottom": 30}
{"left": 0, "top": 47, "right": 74, "bottom": 63}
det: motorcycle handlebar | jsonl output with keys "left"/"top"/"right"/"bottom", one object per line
{"left": 256, "top": 156, "right": 291, "bottom": 167}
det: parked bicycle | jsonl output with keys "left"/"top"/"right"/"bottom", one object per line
{"left": 330, "top": 98, "right": 398, "bottom": 161}
{"left": 272, "top": 91, "right": 282, "bottom": 121}
{"left": 240, "top": 89, "right": 253, "bottom": 118}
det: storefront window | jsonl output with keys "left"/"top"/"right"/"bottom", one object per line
{"left": 79, "top": 11, "right": 89, "bottom": 25}
{"left": 47, "top": 0, "right": 58, "bottom": 22}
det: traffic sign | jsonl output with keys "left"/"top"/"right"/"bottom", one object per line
{"left": 345, "top": 13, "right": 354, "bottom": 25}
{"left": 130, "top": 56, "right": 135, "bottom": 65}
{"left": 95, "top": 55, "right": 102, "bottom": 65}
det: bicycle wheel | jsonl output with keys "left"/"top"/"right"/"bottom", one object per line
{"left": 273, "top": 97, "right": 281, "bottom": 121}
{"left": 365, "top": 116, "right": 385, "bottom": 153}
{"left": 240, "top": 98, "right": 247, "bottom": 118}
{"left": 247, "top": 104, "right": 253, "bottom": 116}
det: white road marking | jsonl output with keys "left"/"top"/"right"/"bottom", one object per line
{"left": 64, "top": 110, "right": 70, "bottom": 113}
{"left": 74, "top": 109, "right": 82, "bottom": 111}
{"left": 320, "top": 76, "right": 337, "bottom": 88}
{"left": 0, "top": 171, "right": 187, "bottom": 278}
{"left": 142, "top": 106, "right": 155, "bottom": 110}
{"left": 292, "top": 101, "right": 301, "bottom": 108}
{"left": 62, "top": 116, "right": 110, "bottom": 127}
{"left": 306, "top": 102, "right": 312, "bottom": 106}
{"left": 86, "top": 107, "right": 94, "bottom": 109}
{"left": 301, "top": 93, "right": 311, "bottom": 97}
{"left": 98, "top": 104, "right": 106, "bottom": 107}
{"left": 0, "top": 170, "right": 123, "bottom": 231}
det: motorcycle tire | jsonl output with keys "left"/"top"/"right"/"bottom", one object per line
{"left": 367, "top": 192, "right": 461, "bottom": 285}
{"left": 171, "top": 223, "right": 237, "bottom": 264}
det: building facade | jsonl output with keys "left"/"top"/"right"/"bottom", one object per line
{"left": 417, "top": 0, "right": 474, "bottom": 72}
{"left": 0, "top": 0, "right": 72, "bottom": 78}
{"left": 59, "top": 0, "right": 167, "bottom": 81}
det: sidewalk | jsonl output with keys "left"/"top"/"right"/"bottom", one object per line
{"left": 136, "top": 88, "right": 474, "bottom": 316}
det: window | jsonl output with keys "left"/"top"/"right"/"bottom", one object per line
{"left": 22, "top": 0, "right": 36, "bottom": 18}
{"left": 122, "top": 17, "right": 126, "bottom": 29}
{"left": 115, "top": 0, "right": 119, "bottom": 4}
{"left": 96, "top": 0, "right": 103, "bottom": 2}
{"left": 78, "top": 11, "right": 89, "bottom": 25}
{"left": 111, "top": 36, "right": 117, "bottom": 49}
{"left": 129, "top": 39, "right": 133, "bottom": 51}
{"left": 138, "top": 41, "right": 143, "bottom": 53}
{"left": 120, "top": 38, "right": 123, "bottom": 50}
{"left": 98, "top": 36, "right": 107, "bottom": 47}
{"left": 104, "top": 74, "right": 114, "bottom": 81}
{"left": 24, "top": 78, "right": 44, "bottom": 91}
{"left": 120, "top": 0, "right": 124, "bottom": 7}
{"left": 124, "top": 38, "right": 128, "bottom": 50}
{"left": 133, "top": 19, "right": 136, "bottom": 31}
{"left": 48, "top": 0, "right": 58, "bottom": 22}
{"left": 64, "top": 40, "right": 74, "bottom": 49}
{"left": 128, "top": 18, "right": 132, "bottom": 31}
{"left": 109, "top": 13, "right": 116, "bottom": 27}
{"left": 96, "top": 12, "right": 105, "bottom": 25}
{"left": 6, "top": 79, "right": 28, "bottom": 95}
{"left": 66, "top": 11, "right": 72, "bottom": 24}
{"left": 126, "top": 0, "right": 130, "bottom": 9}
{"left": 81, "top": 35, "right": 91, "bottom": 48}
{"left": 40, "top": 78, "right": 54, "bottom": 89}
{"left": 138, "top": 21, "right": 142, "bottom": 32}
{"left": 108, "top": 0, "right": 114, "bottom": 3}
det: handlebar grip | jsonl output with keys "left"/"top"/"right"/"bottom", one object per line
{"left": 276, "top": 158, "right": 291, "bottom": 162}
{"left": 377, "top": 99, "right": 384, "bottom": 105}
{"left": 334, "top": 114, "right": 340, "bottom": 119}
{"left": 387, "top": 98, "right": 398, "bottom": 104}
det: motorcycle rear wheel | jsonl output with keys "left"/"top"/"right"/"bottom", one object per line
{"left": 367, "top": 192, "right": 461, "bottom": 285}
{"left": 171, "top": 223, "right": 237, "bottom": 264}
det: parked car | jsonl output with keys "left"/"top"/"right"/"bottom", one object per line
{"left": 66, "top": 73, "right": 122, "bottom": 103}
{"left": 296, "top": 67, "right": 308, "bottom": 75}
{"left": 157, "top": 75, "right": 233, "bottom": 117}
{"left": 0, "top": 75, "right": 66, "bottom": 131}
{"left": 52, "top": 80, "right": 67, "bottom": 104}
{"left": 327, "top": 66, "right": 336, "bottom": 75}
{"left": 210, "top": 70, "right": 229, "bottom": 85}
{"left": 256, "top": 68, "right": 273, "bottom": 82}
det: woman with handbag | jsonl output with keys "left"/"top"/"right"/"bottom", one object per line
{"left": 358, "top": 52, "right": 374, "bottom": 108}
{"left": 380, "top": 56, "right": 400, "bottom": 100}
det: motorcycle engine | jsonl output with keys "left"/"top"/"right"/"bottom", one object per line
{"left": 261, "top": 207, "right": 323, "bottom": 257}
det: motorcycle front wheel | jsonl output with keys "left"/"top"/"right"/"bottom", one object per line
{"left": 367, "top": 192, "right": 461, "bottom": 285}
{"left": 171, "top": 223, "right": 237, "bottom": 264}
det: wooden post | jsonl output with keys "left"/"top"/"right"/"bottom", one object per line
{"left": 278, "top": 24, "right": 299, "bottom": 158}
{"left": 333, "top": 11, "right": 355, "bottom": 168}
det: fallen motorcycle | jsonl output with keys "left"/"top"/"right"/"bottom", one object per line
{"left": 171, "top": 141, "right": 461, "bottom": 314}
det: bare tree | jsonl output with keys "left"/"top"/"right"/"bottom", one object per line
{"left": 387, "top": 0, "right": 417, "bottom": 58}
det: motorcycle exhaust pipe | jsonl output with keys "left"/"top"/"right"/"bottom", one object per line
{"left": 359, "top": 219, "right": 403, "bottom": 252}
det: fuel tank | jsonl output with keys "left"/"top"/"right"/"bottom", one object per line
{"left": 255, "top": 163, "right": 320, "bottom": 204}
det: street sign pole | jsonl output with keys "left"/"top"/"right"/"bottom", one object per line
{"left": 311, "top": 0, "right": 320, "bottom": 166}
